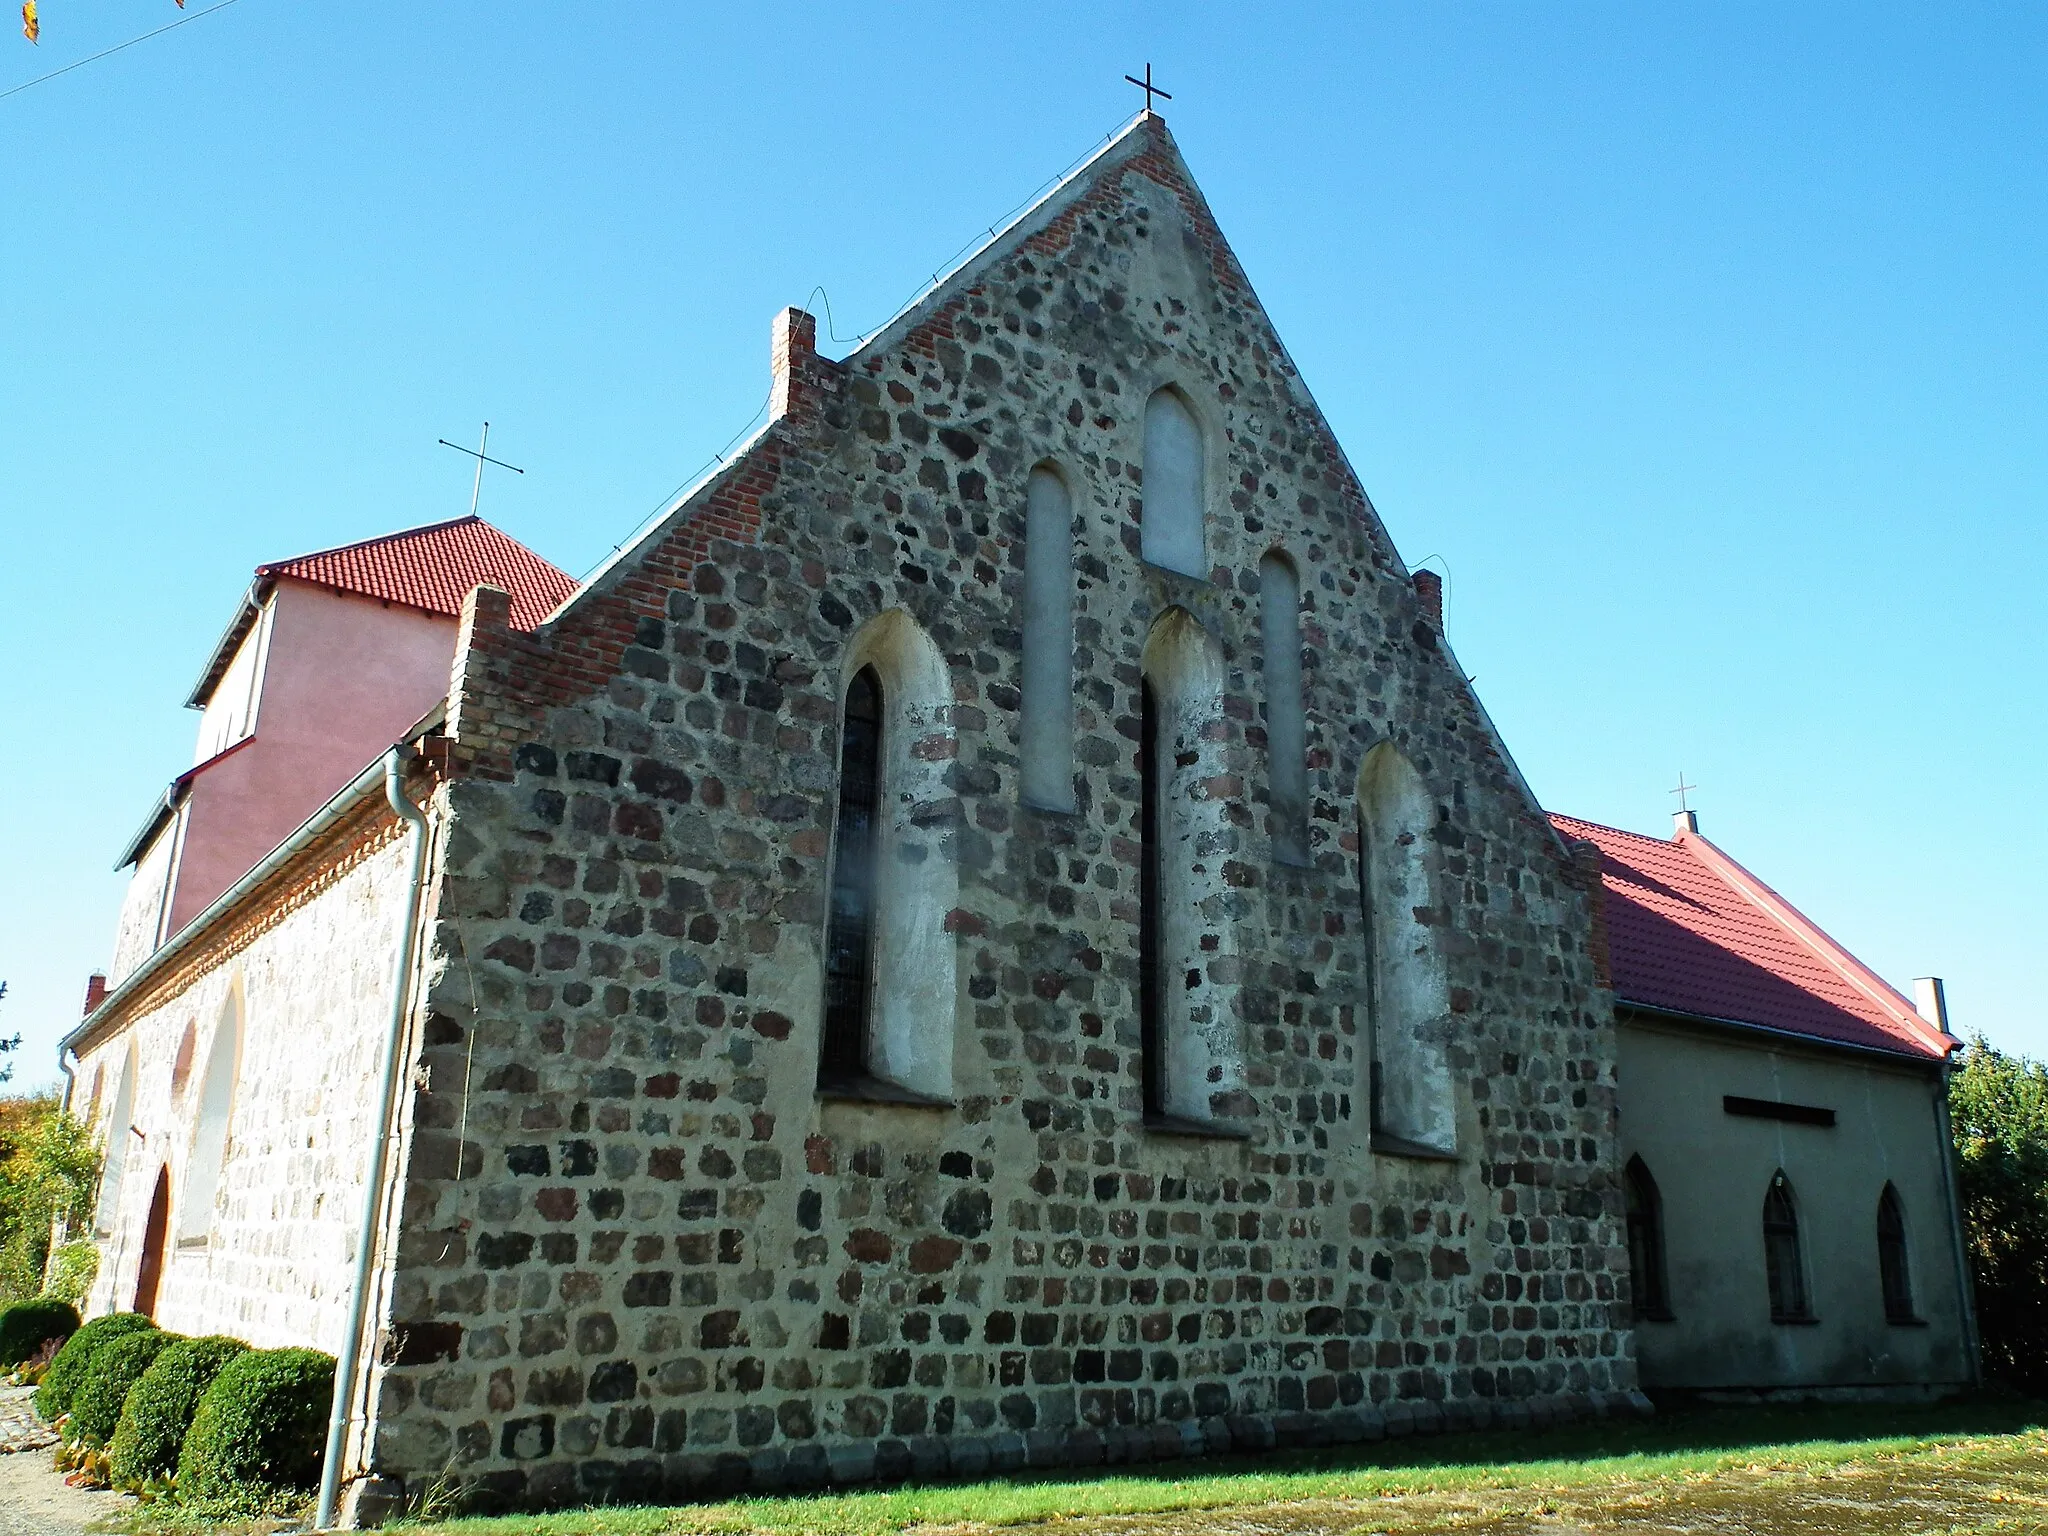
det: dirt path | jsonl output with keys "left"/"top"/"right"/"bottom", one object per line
{"left": 0, "top": 1386, "right": 122, "bottom": 1536}
{"left": 0, "top": 1443, "right": 123, "bottom": 1536}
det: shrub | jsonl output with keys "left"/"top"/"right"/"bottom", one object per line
{"left": 43, "top": 1240, "right": 98, "bottom": 1307}
{"left": 1950, "top": 1036, "right": 2048, "bottom": 1390}
{"left": 177, "top": 1346, "right": 334, "bottom": 1514}
{"left": 35, "top": 1311, "right": 153, "bottom": 1420}
{"left": 0, "top": 1296, "right": 78, "bottom": 1366}
{"left": 108, "top": 1335, "right": 247, "bottom": 1493}
{"left": 71, "top": 1327, "right": 182, "bottom": 1446}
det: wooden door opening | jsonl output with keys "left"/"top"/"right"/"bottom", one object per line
{"left": 132, "top": 1166, "right": 172, "bottom": 1318}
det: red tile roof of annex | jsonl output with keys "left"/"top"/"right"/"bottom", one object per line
{"left": 1550, "top": 813, "right": 1951, "bottom": 1062}
{"left": 259, "top": 514, "right": 577, "bottom": 631}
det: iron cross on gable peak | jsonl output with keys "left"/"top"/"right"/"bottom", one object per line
{"left": 438, "top": 421, "right": 526, "bottom": 518}
{"left": 1124, "top": 63, "right": 1172, "bottom": 115}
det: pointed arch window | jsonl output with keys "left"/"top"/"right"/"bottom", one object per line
{"left": 820, "top": 666, "right": 882, "bottom": 1089}
{"left": 1764, "top": 1170, "right": 1812, "bottom": 1322}
{"left": 1141, "top": 388, "right": 1205, "bottom": 576}
{"left": 1020, "top": 465, "right": 1076, "bottom": 811}
{"left": 1625, "top": 1155, "right": 1672, "bottom": 1320}
{"left": 1878, "top": 1182, "right": 1917, "bottom": 1323}
{"left": 178, "top": 992, "right": 242, "bottom": 1243}
{"left": 1259, "top": 551, "right": 1307, "bottom": 864}
{"left": 1136, "top": 609, "right": 1241, "bottom": 1130}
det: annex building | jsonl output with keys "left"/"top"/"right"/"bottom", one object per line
{"left": 61, "top": 114, "right": 1975, "bottom": 1522}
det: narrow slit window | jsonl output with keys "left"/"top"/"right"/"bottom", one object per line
{"left": 1020, "top": 466, "right": 1076, "bottom": 811}
{"left": 1138, "top": 679, "right": 1165, "bottom": 1119}
{"left": 1763, "top": 1171, "right": 1811, "bottom": 1322}
{"left": 1625, "top": 1155, "right": 1672, "bottom": 1319}
{"left": 1260, "top": 551, "right": 1307, "bottom": 863}
{"left": 1878, "top": 1183, "right": 1916, "bottom": 1322}
{"left": 820, "top": 667, "right": 882, "bottom": 1087}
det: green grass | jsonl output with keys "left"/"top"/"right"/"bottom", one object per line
{"left": 385, "top": 1397, "right": 2048, "bottom": 1536}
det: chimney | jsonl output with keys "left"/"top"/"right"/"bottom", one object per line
{"left": 1913, "top": 976, "right": 1951, "bottom": 1035}
{"left": 81, "top": 973, "right": 107, "bottom": 1016}
{"left": 1412, "top": 568, "right": 1443, "bottom": 631}
{"left": 770, "top": 307, "right": 819, "bottom": 422}
{"left": 1673, "top": 810, "right": 1698, "bottom": 837}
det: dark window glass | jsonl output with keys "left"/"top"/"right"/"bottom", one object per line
{"left": 1138, "top": 681, "right": 1164, "bottom": 1118}
{"left": 1763, "top": 1172, "right": 1811, "bottom": 1322}
{"left": 1878, "top": 1183, "right": 1916, "bottom": 1322}
{"left": 820, "top": 668, "right": 881, "bottom": 1087}
{"left": 1625, "top": 1156, "right": 1672, "bottom": 1319}
{"left": 1355, "top": 816, "right": 1383, "bottom": 1130}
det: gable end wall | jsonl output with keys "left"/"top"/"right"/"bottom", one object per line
{"left": 366, "top": 118, "right": 1634, "bottom": 1510}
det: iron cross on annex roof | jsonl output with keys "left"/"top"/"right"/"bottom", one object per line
{"left": 1670, "top": 772, "right": 1699, "bottom": 813}
{"left": 1125, "top": 63, "right": 1172, "bottom": 114}
{"left": 438, "top": 422, "right": 526, "bottom": 518}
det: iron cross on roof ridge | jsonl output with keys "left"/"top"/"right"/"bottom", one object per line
{"left": 1124, "top": 63, "right": 1171, "bottom": 115}
{"left": 1670, "top": 772, "right": 1698, "bottom": 813}
{"left": 438, "top": 422, "right": 526, "bottom": 518}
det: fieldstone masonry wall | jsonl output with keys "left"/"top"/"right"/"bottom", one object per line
{"left": 363, "top": 115, "right": 1638, "bottom": 1512}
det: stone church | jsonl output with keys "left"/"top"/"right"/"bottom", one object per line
{"left": 61, "top": 113, "right": 1975, "bottom": 1522}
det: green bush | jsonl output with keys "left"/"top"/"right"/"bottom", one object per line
{"left": 71, "top": 1327, "right": 181, "bottom": 1446}
{"left": 108, "top": 1335, "right": 247, "bottom": 1492}
{"left": 35, "top": 1311, "right": 153, "bottom": 1420}
{"left": 176, "top": 1346, "right": 334, "bottom": 1514}
{"left": 0, "top": 1296, "right": 78, "bottom": 1366}
{"left": 42, "top": 1240, "right": 98, "bottom": 1307}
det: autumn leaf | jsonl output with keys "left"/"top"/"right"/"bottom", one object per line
{"left": 21, "top": 0, "right": 37, "bottom": 45}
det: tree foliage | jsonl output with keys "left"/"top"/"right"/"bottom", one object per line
{"left": 1948, "top": 1035, "right": 2048, "bottom": 1390}
{"left": 0, "top": 1092, "right": 101, "bottom": 1303}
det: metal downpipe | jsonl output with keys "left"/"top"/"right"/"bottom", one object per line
{"left": 314, "top": 748, "right": 430, "bottom": 1531}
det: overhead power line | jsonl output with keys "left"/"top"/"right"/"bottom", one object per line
{"left": 1, "top": 0, "right": 243, "bottom": 105}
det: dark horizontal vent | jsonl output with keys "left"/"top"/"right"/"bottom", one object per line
{"left": 1723, "top": 1095, "right": 1836, "bottom": 1128}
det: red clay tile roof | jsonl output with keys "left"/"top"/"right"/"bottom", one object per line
{"left": 1550, "top": 813, "right": 1951, "bottom": 1062}
{"left": 258, "top": 514, "right": 576, "bottom": 631}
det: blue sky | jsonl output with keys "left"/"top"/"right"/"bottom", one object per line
{"left": 3, "top": 3, "right": 2043, "bottom": 1088}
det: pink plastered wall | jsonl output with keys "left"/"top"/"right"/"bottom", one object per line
{"left": 166, "top": 580, "right": 455, "bottom": 932}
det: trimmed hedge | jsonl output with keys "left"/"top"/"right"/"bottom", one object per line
{"left": 35, "top": 1312, "right": 154, "bottom": 1420}
{"left": 0, "top": 1298, "right": 79, "bottom": 1367}
{"left": 176, "top": 1347, "right": 335, "bottom": 1514}
{"left": 108, "top": 1335, "right": 247, "bottom": 1492}
{"left": 71, "top": 1328, "right": 182, "bottom": 1446}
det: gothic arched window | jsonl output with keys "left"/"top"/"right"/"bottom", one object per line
{"left": 820, "top": 666, "right": 883, "bottom": 1089}
{"left": 1357, "top": 741, "right": 1455, "bottom": 1155}
{"left": 1136, "top": 608, "right": 1240, "bottom": 1127}
{"left": 1625, "top": 1155, "right": 1672, "bottom": 1320}
{"left": 1141, "top": 388, "right": 1205, "bottom": 576}
{"left": 1020, "top": 465, "right": 1076, "bottom": 811}
{"left": 1260, "top": 550, "right": 1307, "bottom": 864}
{"left": 1878, "top": 1182, "right": 1917, "bottom": 1323}
{"left": 178, "top": 991, "right": 242, "bottom": 1242}
{"left": 1764, "top": 1170, "right": 1812, "bottom": 1322}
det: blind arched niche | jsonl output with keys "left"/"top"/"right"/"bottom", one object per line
{"left": 178, "top": 988, "right": 242, "bottom": 1242}
{"left": 1260, "top": 550, "right": 1308, "bottom": 864}
{"left": 94, "top": 1044, "right": 138, "bottom": 1237}
{"left": 1141, "top": 387, "right": 1205, "bottom": 577}
{"left": 1020, "top": 464, "right": 1076, "bottom": 812}
{"left": 1357, "top": 740, "right": 1456, "bottom": 1155}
